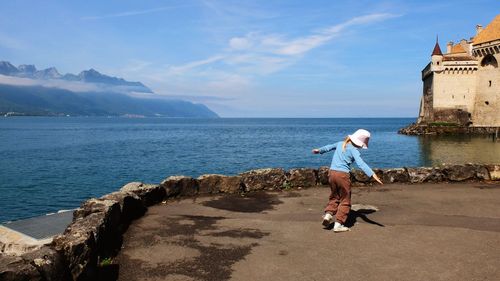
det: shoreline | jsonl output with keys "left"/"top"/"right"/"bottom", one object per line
{"left": 399, "top": 122, "right": 500, "bottom": 136}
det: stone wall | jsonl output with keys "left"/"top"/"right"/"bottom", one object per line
{"left": 473, "top": 52, "right": 500, "bottom": 126}
{"left": 1, "top": 164, "right": 499, "bottom": 281}
{"left": 399, "top": 122, "right": 500, "bottom": 135}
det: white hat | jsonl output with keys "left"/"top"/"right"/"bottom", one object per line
{"left": 348, "top": 129, "right": 370, "bottom": 149}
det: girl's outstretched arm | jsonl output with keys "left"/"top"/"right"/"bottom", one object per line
{"left": 312, "top": 143, "right": 338, "bottom": 154}
{"left": 352, "top": 149, "right": 383, "bottom": 185}
{"left": 372, "top": 173, "right": 383, "bottom": 185}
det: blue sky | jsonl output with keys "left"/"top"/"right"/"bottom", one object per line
{"left": 1, "top": 1, "right": 499, "bottom": 117}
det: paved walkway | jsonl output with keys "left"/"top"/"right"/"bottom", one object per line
{"left": 116, "top": 182, "right": 500, "bottom": 281}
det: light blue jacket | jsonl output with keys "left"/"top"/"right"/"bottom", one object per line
{"left": 319, "top": 141, "right": 374, "bottom": 177}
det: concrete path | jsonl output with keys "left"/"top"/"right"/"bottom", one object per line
{"left": 116, "top": 182, "right": 500, "bottom": 281}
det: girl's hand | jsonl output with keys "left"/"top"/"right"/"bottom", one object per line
{"left": 372, "top": 174, "right": 384, "bottom": 185}
{"left": 312, "top": 149, "right": 320, "bottom": 154}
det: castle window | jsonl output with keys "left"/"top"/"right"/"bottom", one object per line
{"left": 489, "top": 80, "right": 492, "bottom": 87}
{"left": 452, "top": 95, "right": 454, "bottom": 99}
{"left": 437, "top": 62, "right": 440, "bottom": 65}
{"left": 485, "top": 101, "right": 490, "bottom": 105}
{"left": 481, "top": 54, "right": 498, "bottom": 68}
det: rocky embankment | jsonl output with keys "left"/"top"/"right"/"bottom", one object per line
{"left": 399, "top": 123, "right": 500, "bottom": 135}
{"left": 1, "top": 164, "right": 499, "bottom": 281}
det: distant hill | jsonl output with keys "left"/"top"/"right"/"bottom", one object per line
{"left": 0, "top": 84, "right": 218, "bottom": 117}
{"left": 0, "top": 61, "right": 219, "bottom": 118}
{"left": 0, "top": 61, "right": 152, "bottom": 93}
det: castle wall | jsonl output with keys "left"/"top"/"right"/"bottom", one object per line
{"left": 432, "top": 69, "right": 477, "bottom": 113}
{"left": 473, "top": 52, "right": 500, "bottom": 126}
{"left": 419, "top": 72, "right": 434, "bottom": 123}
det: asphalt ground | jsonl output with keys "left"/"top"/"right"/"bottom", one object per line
{"left": 116, "top": 182, "right": 500, "bottom": 281}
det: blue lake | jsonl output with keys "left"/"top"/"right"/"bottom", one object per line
{"left": 0, "top": 117, "right": 498, "bottom": 222}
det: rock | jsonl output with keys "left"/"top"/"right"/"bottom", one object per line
{"left": 53, "top": 202, "right": 122, "bottom": 281}
{"left": 240, "top": 168, "right": 286, "bottom": 192}
{"left": 217, "top": 176, "right": 243, "bottom": 193}
{"left": 101, "top": 191, "right": 146, "bottom": 225}
{"left": 73, "top": 199, "right": 120, "bottom": 222}
{"left": 398, "top": 123, "right": 427, "bottom": 135}
{"left": 317, "top": 166, "right": 330, "bottom": 186}
{"left": 72, "top": 199, "right": 122, "bottom": 256}
{"left": 350, "top": 169, "right": 372, "bottom": 184}
{"left": 196, "top": 174, "right": 220, "bottom": 194}
{"left": 120, "top": 182, "right": 165, "bottom": 206}
{"left": 407, "top": 167, "right": 444, "bottom": 183}
{"left": 0, "top": 254, "right": 41, "bottom": 281}
{"left": 473, "top": 164, "right": 491, "bottom": 180}
{"left": 0, "top": 226, "right": 47, "bottom": 256}
{"left": 52, "top": 219, "right": 98, "bottom": 281}
{"left": 160, "top": 176, "right": 199, "bottom": 197}
{"left": 287, "top": 168, "right": 317, "bottom": 188}
{"left": 486, "top": 164, "right": 500, "bottom": 180}
{"left": 382, "top": 168, "right": 409, "bottom": 183}
{"left": 441, "top": 164, "right": 477, "bottom": 181}
{"left": 197, "top": 174, "right": 242, "bottom": 194}
{"left": 21, "top": 246, "right": 70, "bottom": 281}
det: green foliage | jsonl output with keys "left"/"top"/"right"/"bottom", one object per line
{"left": 282, "top": 181, "right": 292, "bottom": 190}
{"left": 99, "top": 257, "right": 113, "bottom": 267}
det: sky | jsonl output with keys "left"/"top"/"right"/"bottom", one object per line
{"left": 1, "top": 0, "right": 499, "bottom": 117}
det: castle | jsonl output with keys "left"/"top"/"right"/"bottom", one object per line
{"left": 418, "top": 14, "right": 500, "bottom": 127}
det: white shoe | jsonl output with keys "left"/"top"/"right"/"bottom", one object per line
{"left": 322, "top": 213, "right": 334, "bottom": 227}
{"left": 323, "top": 213, "right": 333, "bottom": 227}
{"left": 333, "top": 222, "right": 350, "bottom": 232}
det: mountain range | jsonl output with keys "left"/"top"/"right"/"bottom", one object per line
{"left": 0, "top": 61, "right": 152, "bottom": 93}
{"left": 0, "top": 61, "right": 218, "bottom": 118}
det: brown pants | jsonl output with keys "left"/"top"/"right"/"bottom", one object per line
{"left": 324, "top": 170, "right": 351, "bottom": 224}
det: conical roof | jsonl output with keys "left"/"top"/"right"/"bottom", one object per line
{"left": 432, "top": 41, "right": 443, "bottom": 56}
{"left": 473, "top": 14, "right": 500, "bottom": 45}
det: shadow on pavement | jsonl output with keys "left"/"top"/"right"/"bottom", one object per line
{"left": 324, "top": 206, "right": 384, "bottom": 229}
{"left": 345, "top": 208, "right": 385, "bottom": 228}
{"left": 202, "top": 192, "right": 283, "bottom": 213}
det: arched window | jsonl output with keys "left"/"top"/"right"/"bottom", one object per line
{"left": 481, "top": 54, "right": 498, "bottom": 68}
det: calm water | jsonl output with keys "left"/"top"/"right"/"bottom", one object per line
{"left": 0, "top": 117, "right": 498, "bottom": 222}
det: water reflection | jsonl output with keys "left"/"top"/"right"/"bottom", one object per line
{"left": 418, "top": 135, "right": 500, "bottom": 166}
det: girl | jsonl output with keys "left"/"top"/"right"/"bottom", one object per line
{"left": 312, "top": 129, "right": 383, "bottom": 232}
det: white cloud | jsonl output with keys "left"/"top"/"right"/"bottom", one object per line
{"left": 134, "top": 13, "right": 398, "bottom": 83}
{"left": 116, "top": 13, "right": 399, "bottom": 103}
{"left": 229, "top": 37, "right": 252, "bottom": 50}
{"left": 81, "top": 5, "right": 192, "bottom": 20}
{"left": 0, "top": 74, "right": 150, "bottom": 95}
{"left": 228, "top": 13, "right": 398, "bottom": 57}
{"left": 167, "top": 55, "right": 225, "bottom": 75}
{"left": 0, "top": 75, "right": 100, "bottom": 92}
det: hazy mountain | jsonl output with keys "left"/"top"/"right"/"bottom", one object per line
{"left": 0, "top": 61, "right": 19, "bottom": 75}
{"left": 0, "top": 84, "right": 219, "bottom": 118}
{"left": 0, "top": 60, "right": 219, "bottom": 118}
{"left": 17, "top": 64, "right": 36, "bottom": 76}
{"left": 0, "top": 61, "right": 152, "bottom": 93}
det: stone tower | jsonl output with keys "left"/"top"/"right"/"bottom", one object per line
{"left": 471, "top": 15, "right": 500, "bottom": 126}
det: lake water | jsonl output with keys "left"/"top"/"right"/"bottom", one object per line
{"left": 0, "top": 117, "right": 498, "bottom": 222}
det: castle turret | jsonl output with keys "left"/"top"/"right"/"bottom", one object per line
{"left": 430, "top": 40, "right": 444, "bottom": 71}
